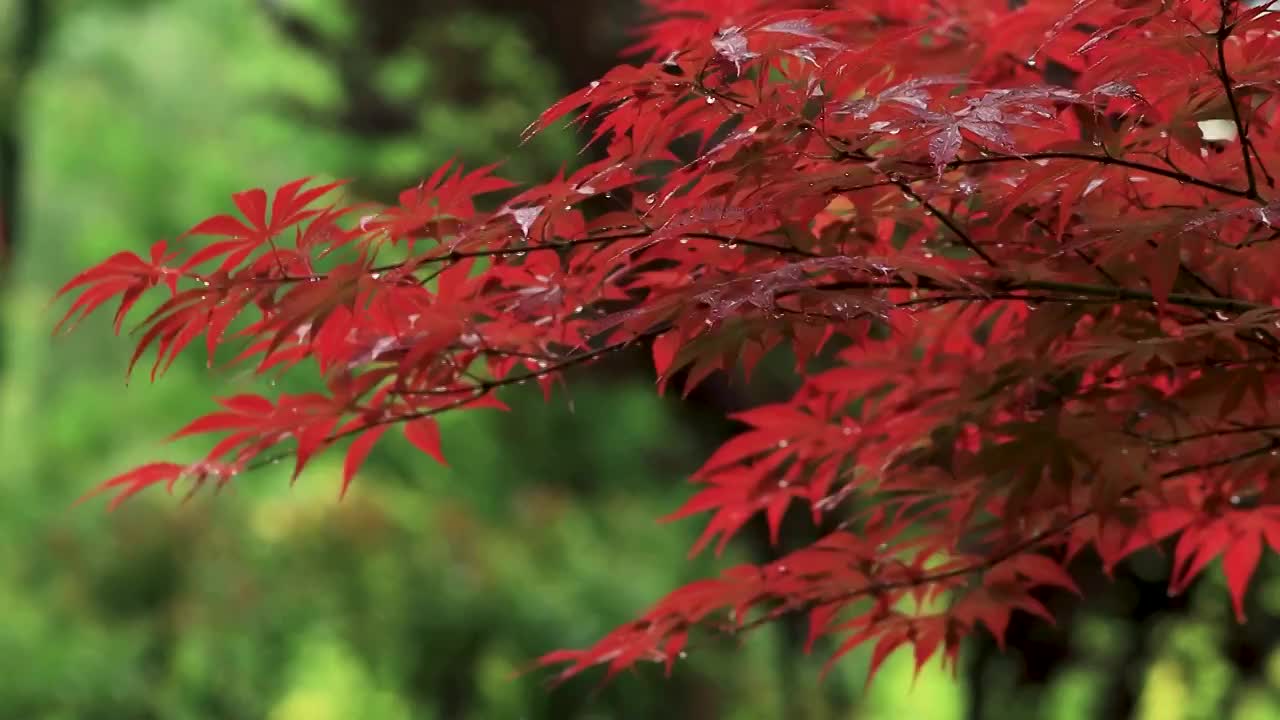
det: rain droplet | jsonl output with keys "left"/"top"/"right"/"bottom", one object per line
{"left": 778, "top": 439, "right": 790, "bottom": 448}
{"left": 705, "top": 96, "right": 716, "bottom": 104}
{"left": 645, "top": 193, "right": 657, "bottom": 204}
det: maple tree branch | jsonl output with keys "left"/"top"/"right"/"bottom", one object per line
{"left": 895, "top": 181, "right": 999, "bottom": 267}
{"left": 926, "top": 152, "right": 1257, "bottom": 200}
{"left": 224, "top": 258, "right": 1275, "bottom": 481}
{"left": 814, "top": 276, "right": 1272, "bottom": 315}
{"left": 1012, "top": 208, "right": 1125, "bottom": 287}
{"left": 1216, "top": 1, "right": 1260, "bottom": 200}
{"left": 891, "top": 293, "right": 1115, "bottom": 310}
{"left": 245, "top": 229, "right": 817, "bottom": 286}
{"left": 240, "top": 325, "right": 672, "bottom": 474}
{"left": 1223, "top": 227, "right": 1280, "bottom": 251}
{"left": 724, "top": 436, "right": 1280, "bottom": 644}
{"left": 1017, "top": 278, "right": 1265, "bottom": 313}
{"left": 1134, "top": 232, "right": 1280, "bottom": 353}
{"left": 694, "top": 56, "right": 754, "bottom": 110}
{"left": 1160, "top": 435, "right": 1280, "bottom": 478}
{"left": 379, "top": 327, "right": 666, "bottom": 411}
{"left": 1134, "top": 423, "right": 1280, "bottom": 448}
{"left": 824, "top": 123, "right": 1251, "bottom": 199}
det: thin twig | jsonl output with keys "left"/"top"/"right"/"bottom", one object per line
{"left": 896, "top": 181, "right": 999, "bottom": 267}
{"left": 1216, "top": 1, "right": 1260, "bottom": 199}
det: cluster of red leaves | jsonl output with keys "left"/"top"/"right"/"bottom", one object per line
{"left": 57, "top": 0, "right": 1280, "bottom": 687}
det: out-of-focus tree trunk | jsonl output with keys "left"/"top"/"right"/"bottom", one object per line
{"left": 257, "top": 0, "right": 638, "bottom": 142}
{"left": 0, "top": 0, "right": 49, "bottom": 382}
{"left": 0, "top": 0, "right": 48, "bottom": 281}
{"left": 456, "top": 0, "right": 639, "bottom": 88}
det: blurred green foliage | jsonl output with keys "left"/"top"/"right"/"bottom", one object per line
{"left": 3, "top": 1, "right": 1280, "bottom": 718}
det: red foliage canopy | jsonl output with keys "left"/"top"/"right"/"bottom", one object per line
{"left": 56, "top": 0, "right": 1280, "bottom": 687}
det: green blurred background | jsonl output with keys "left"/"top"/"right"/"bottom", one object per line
{"left": 2, "top": 1, "right": 1279, "bottom": 718}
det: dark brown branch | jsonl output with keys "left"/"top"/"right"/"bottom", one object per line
{"left": 813, "top": 276, "right": 1273, "bottom": 315}
{"left": 908, "top": 152, "right": 1258, "bottom": 200}
{"left": 1216, "top": 1, "right": 1260, "bottom": 200}
{"left": 219, "top": 228, "right": 819, "bottom": 288}
{"left": 1135, "top": 423, "right": 1280, "bottom": 448}
{"left": 724, "top": 437, "right": 1280, "bottom": 642}
{"left": 895, "top": 181, "right": 999, "bottom": 267}
{"left": 240, "top": 324, "right": 672, "bottom": 473}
